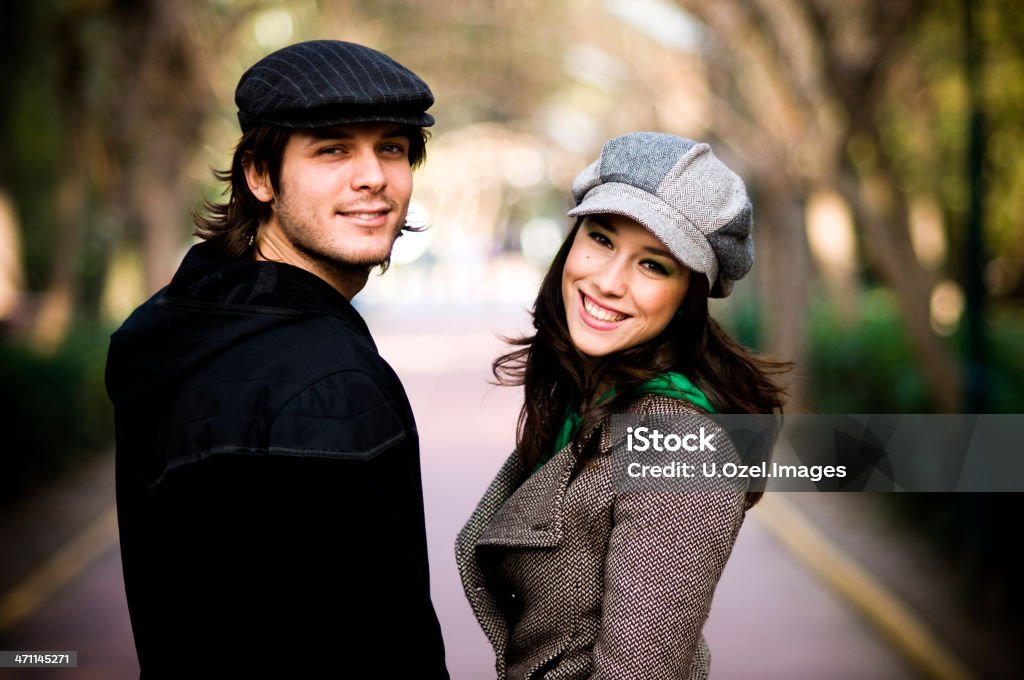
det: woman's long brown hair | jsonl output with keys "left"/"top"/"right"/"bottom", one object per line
{"left": 493, "top": 220, "right": 791, "bottom": 508}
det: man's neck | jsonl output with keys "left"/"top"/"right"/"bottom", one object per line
{"left": 254, "top": 230, "right": 369, "bottom": 301}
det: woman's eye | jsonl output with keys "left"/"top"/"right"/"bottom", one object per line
{"left": 588, "top": 231, "right": 612, "bottom": 248}
{"left": 641, "top": 260, "right": 669, "bottom": 275}
{"left": 319, "top": 146, "right": 344, "bottom": 156}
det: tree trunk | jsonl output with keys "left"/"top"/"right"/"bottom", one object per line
{"left": 29, "top": 145, "right": 87, "bottom": 352}
{"left": 839, "top": 168, "right": 962, "bottom": 412}
{"left": 754, "top": 179, "right": 812, "bottom": 410}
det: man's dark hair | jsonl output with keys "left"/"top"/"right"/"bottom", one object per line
{"left": 194, "top": 123, "right": 429, "bottom": 260}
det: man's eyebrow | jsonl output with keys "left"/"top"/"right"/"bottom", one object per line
{"left": 307, "top": 128, "right": 352, "bottom": 141}
{"left": 307, "top": 127, "right": 409, "bottom": 141}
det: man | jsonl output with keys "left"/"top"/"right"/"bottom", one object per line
{"left": 106, "top": 41, "right": 448, "bottom": 677}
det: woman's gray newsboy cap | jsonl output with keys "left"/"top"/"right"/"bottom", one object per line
{"left": 568, "top": 132, "right": 753, "bottom": 298}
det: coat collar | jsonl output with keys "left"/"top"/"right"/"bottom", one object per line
{"left": 475, "top": 441, "right": 579, "bottom": 548}
{"left": 472, "top": 394, "right": 686, "bottom": 550}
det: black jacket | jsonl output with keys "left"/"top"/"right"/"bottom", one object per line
{"left": 106, "top": 242, "right": 448, "bottom": 678}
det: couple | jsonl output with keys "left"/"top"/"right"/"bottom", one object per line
{"left": 106, "top": 41, "right": 786, "bottom": 679}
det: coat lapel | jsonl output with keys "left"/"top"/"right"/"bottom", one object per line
{"left": 454, "top": 443, "right": 579, "bottom": 676}
{"left": 454, "top": 450, "right": 525, "bottom": 667}
{"left": 476, "top": 441, "right": 578, "bottom": 549}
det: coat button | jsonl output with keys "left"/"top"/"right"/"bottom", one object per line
{"left": 532, "top": 521, "right": 549, "bottom": 530}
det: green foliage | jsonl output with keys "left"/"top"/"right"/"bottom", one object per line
{"left": 806, "top": 289, "right": 1024, "bottom": 617}
{"left": 0, "top": 325, "right": 113, "bottom": 507}
{"left": 718, "top": 293, "right": 763, "bottom": 353}
{"left": 1, "top": 0, "right": 64, "bottom": 290}
{"left": 727, "top": 288, "right": 1024, "bottom": 414}
{"left": 810, "top": 291, "right": 1024, "bottom": 413}
{"left": 807, "top": 290, "right": 933, "bottom": 413}
{"left": 878, "top": 0, "right": 1024, "bottom": 292}
{"left": 985, "top": 309, "right": 1024, "bottom": 412}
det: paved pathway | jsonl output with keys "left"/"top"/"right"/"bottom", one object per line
{"left": 0, "top": 301, "right": 992, "bottom": 679}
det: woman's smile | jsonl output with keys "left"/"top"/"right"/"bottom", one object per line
{"left": 580, "top": 291, "right": 629, "bottom": 326}
{"left": 562, "top": 215, "right": 691, "bottom": 357}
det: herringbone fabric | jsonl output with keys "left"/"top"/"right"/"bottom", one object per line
{"left": 456, "top": 394, "right": 747, "bottom": 679}
{"left": 567, "top": 132, "right": 752, "bottom": 298}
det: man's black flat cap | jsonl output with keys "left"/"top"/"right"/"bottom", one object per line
{"left": 235, "top": 40, "right": 434, "bottom": 131}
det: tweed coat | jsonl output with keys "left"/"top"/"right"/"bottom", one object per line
{"left": 456, "top": 393, "right": 747, "bottom": 679}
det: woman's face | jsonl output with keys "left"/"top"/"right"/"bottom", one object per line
{"left": 561, "top": 214, "right": 691, "bottom": 358}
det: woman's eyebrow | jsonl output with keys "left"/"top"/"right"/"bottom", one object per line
{"left": 590, "top": 217, "right": 674, "bottom": 259}
{"left": 644, "top": 244, "right": 675, "bottom": 259}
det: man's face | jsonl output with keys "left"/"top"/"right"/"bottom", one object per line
{"left": 250, "top": 122, "right": 414, "bottom": 284}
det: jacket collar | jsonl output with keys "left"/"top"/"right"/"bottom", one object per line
{"left": 165, "top": 241, "right": 373, "bottom": 342}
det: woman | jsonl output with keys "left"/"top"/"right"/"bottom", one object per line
{"left": 456, "top": 132, "right": 790, "bottom": 679}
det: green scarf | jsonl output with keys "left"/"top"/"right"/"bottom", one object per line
{"left": 537, "top": 372, "right": 715, "bottom": 472}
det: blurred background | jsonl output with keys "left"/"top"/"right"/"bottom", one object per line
{"left": 0, "top": 0, "right": 1022, "bottom": 677}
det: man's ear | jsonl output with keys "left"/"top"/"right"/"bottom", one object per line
{"left": 243, "top": 156, "right": 274, "bottom": 203}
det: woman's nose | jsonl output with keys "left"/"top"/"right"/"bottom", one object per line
{"left": 593, "top": 257, "right": 628, "bottom": 297}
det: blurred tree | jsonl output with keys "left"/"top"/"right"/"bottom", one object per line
{"left": 2, "top": 1, "right": 68, "bottom": 331}
{"left": 0, "top": 2, "right": 30, "bottom": 321}
{"left": 30, "top": 0, "right": 93, "bottom": 351}
{"left": 100, "top": 0, "right": 219, "bottom": 294}
{"left": 335, "top": 0, "right": 572, "bottom": 128}
{"left": 19, "top": 0, "right": 261, "bottom": 350}
{"left": 3, "top": 0, "right": 1019, "bottom": 415}
{"left": 675, "top": 0, "right": 969, "bottom": 411}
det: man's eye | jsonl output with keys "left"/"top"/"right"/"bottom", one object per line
{"left": 318, "top": 147, "right": 344, "bottom": 155}
{"left": 381, "top": 143, "right": 407, "bottom": 155}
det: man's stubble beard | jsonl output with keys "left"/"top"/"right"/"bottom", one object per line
{"left": 276, "top": 196, "right": 405, "bottom": 276}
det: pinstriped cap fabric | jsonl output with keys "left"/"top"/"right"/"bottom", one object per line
{"left": 235, "top": 40, "right": 434, "bottom": 131}
{"left": 568, "top": 132, "right": 753, "bottom": 298}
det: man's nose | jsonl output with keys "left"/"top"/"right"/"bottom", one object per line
{"left": 351, "top": 149, "right": 387, "bottom": 192}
